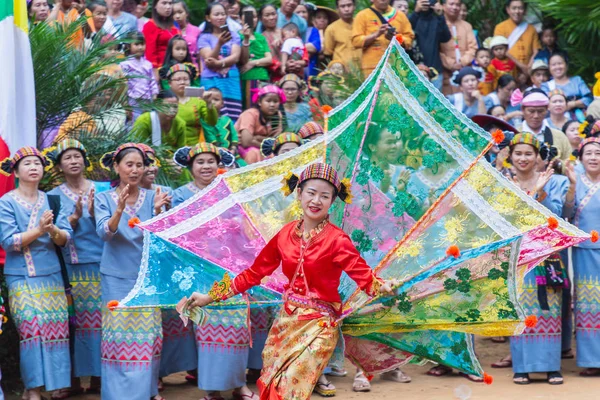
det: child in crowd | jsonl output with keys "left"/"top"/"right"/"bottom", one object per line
{"left": 235, "top": 85, "right": 287, "bottom": 164}
{"left": 529, "top": 60, "right": 550, "bottom": 89}
{"left": 533, "top": 26, "right": 561, "bottom": 65}
{"left": 488, "top": 104, "right": 507, "bottom": 120}
{"left": 203, "top": 88, "right": 245, "bottom": 166}
{"left": 120, "top": 32, "right": 159, "bottom": 119}
{"left": 327, "top": 60, "right": 346, "bottom": 76}
{"left": 488, "top": 35, "right": 517, "bottom": 82}
{"left": 280, "top": 23, "right": 307, "bottom": 76}
{"left": 158, "top": 35, "right": 199, "bottom": 90}
{"left": 99, "top": 35, "right": 124, "bottom": 78}
{"left": 473, "top": 48, "right": 494, "bottom": 95}
{"left": 392, "top": 0, "right": 409, "bottom": 14}
{"left": 562, "top": 120, "right": 581, "bottom": 152}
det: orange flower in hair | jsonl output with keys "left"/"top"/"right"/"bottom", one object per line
{"left": 128, "top": 217, "right": 141, "bottom": 228}
{"left": 547, "top": 217, "right": 558, "bottom": 230}
{"left": 446, "top": 245, "right": 460, "bottom": 258}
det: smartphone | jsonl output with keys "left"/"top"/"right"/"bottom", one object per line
{"left": 220, "top": 24, "right": 230, "bottom": 36}
{"left": 243, "top": 10, "right": 254, "bottom": 31}
{"left": 184, "top": 86, "right": 205, "bottom": 98}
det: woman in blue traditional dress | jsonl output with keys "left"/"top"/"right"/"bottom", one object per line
{"left": 0, "top": 147, "right": 73, "bottom": 400}
{"left": 564, "top": 123, "right": 600, "bottom": 376}
{"left": 45, "top": 139, "right": 110, "bottom": 398}
{"left": 95, "top": 143, "right": 171, "bottom": 400}
{"left": 507, "top": 133, "right": 568, "bottom": 385}
{"left": 172, "top": 143, "right": 258, "bottom": 400}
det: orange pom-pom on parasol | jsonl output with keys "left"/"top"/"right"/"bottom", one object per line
{"left": 591, "top": 230, "right": 599, "bottom": 243}
{"left": 395, "top": 34, "right": 404, "bottom": 44}
{"left": 491, "top": 129, "right": 505, "bottom": 144}
{"left": 547, "top": 217, "right": 559, "bottom": 230}
{"left": 483, "top": 372, "right": 493, "bottom": 385}
{"left": 525, "top": 315, "right": 537, "bottom": 328}
{"left": 321, "top": 105, "right": 333, "bottom": 114}
{"left": 446, "top": 245, "right": 460, "bottom": 258}
{"left": 107, "top": 300, "right": 119, "bottom": 310}
{"left": 128, "top": 217, "right": 141, "bottom": 228}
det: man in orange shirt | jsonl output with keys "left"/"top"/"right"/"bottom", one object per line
{"left": 323, "top": 0, "right": 362, "bottom": 70}
{"left": 351, "top": 0, "right": 414, "bottom": 78}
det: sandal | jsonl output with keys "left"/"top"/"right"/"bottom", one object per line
{"left": 51, "top": 388, "right": 85, "bottom": 399}
{"left": 580, "top": 368, "right": 600, "bottom": 377}
{"left": 326, "top": 367, "right": 348, "bottom": 377}
{"left": 232, "top": 390, "right": 259, "bottom": 400}
{"left": 491, "top": 355, "right": 513, "bottom": 368}
{"left": 152, "top": 396, "right": 166, "bottom": 400}
{"left": 426, "top": 365, "right": 452, "bottom": 377}
{"left": 246, "top": 368, "right": 261, "bottom": 384}
{"left": 561, "top": 349, "right": 575, "bottom": 359}
{"left": 381, "top": 368, "right": 411, "bottom": 383}
{"left": 352, "top": 372, "right": 371, "bottom": 392}
{"left": 548, "top": 371, "right": 564, "bottom": 385}
{"left": 491, "top": 336, "right": 507, "bottom": 343}
{"left": 458, "top": 372, "right": 483, "bottom": 383}
{"left": 314, "top": 378, "right": 336, "bottom": 397}
{"left": 513, "top": 373, "right": 530, "bottom": 385}
{"left": 85, "top": 387, "right": 101, "bottom": 394}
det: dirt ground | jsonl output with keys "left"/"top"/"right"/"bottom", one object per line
{"left": 6, "top": 336, "right": 600, "bottom": 400}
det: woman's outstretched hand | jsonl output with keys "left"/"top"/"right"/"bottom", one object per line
{"left": 380, "top": 279, "right": 400, "bottom": 296}
{"left": 188, "top": 292, "right": 213, "bottom": 308}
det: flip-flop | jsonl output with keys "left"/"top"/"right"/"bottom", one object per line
{"left": 491, "top": 356, "right": 512, "bottom": 368}
{"left": 561, "top": 350, "right": 575, "bottom": 359}
{"left": 548, "top": 371, "right": 564, "bottom": 385}
{"left": 326, "top": 367, "right": 348, "bottom": 377}
{"left": 313, "top": 379, "right": 336, "bottom": 397}
{"left": 513, "top": 373, "right": 530, "bottom": 385}
{"left": 51, "top": 388, "right": 85, "bottom": 400}
{"left": 426, "top": 365, "right": 452, "bottom": 377}
{"left": 580, "top": 368, "right": 600, "bottom": 377}
{"left": 491, "top": 337, "right": 507, "bottom": 343}
{"left": 458, "top": 372, "right": 483, "bottom": 383}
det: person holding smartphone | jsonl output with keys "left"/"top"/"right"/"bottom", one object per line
{"left": 351, "top": 0, "right": 414, "bottom": 77}
{"left": 239, "top": 5, "right": 273, "bottom": 109}
{"left": 197, "top": 2, "right": 243, "bottom": 122}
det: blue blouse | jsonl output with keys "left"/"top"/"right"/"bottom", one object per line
{"left": 172, "top": 182, "right": 200, "bottom": 207}
{"left": 0, "top": 190, "right": 73, "bottom": 277}
{"left": 95, "top": 188, "right": 156, "bottom": 279}
{"left": 568, "top": 173, "right": 600, "bottom": 249}
{"left": 305, "top": 27, "right": 322, "bottom": 77}
{"left": 538, "top": 174, "right": 569, "bottom": 216}
{"left": 285, "top": 102, "right": 312, "bottom": 133}
{"left": 542, "top": 76, "right": 592, "bottom": 107}
{"left": 47, "top": 181, "right": 109, "bottom": 265}
{"left": 446, "top": 93, "right": 480, "bottom": 118}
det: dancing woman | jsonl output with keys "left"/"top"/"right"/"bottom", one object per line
{"left": 188, "top": 163, "right": 395, "bottom": 399}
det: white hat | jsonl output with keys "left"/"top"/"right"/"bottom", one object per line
{"left": 529, "top": 59, "right": 549, "bottom": 74}
{"left": 488, "top": 35, "right": 509, "bottom": 50}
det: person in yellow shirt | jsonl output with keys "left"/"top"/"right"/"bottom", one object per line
{"left": 351, "top": 0, "right": 414, "bottom": 78}
{"left": 323, "top": 0, "right": 362, "bottom": 71}
{"left": 493, "top": 0, "right": 541, "bottom": 78}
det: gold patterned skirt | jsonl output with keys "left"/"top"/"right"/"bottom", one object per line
{"left": 257, "top": 301, "right": 339, "bottom": 400}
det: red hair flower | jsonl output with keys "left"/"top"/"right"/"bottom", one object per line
{"left": 591, "top": 230, "right": 599, "bottom": 243}
{"left": 128, "top": 217, "right": 141, "bottom": 228}
{"left": 107, "top": 300, "right": 119, "bottom": 311}
{"left": 525, "top": 315, "right": 537, "bottom": 328}
{"left": 446, "top": 245, "right": 460, "bottom": 258}
{"left": 547, "top": 217, "right": 559, "bottom": 230}
{"left": 483, "top": 372, "right": 493, "bottom": 385}
{"left": 491, "top": 129, "right": 505, "bottom": 144}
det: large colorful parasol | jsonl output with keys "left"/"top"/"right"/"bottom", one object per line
{"left": 117, "top": 39, "right": 589, "bottom": 378}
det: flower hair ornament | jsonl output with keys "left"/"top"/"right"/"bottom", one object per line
{"left": 511, "top": 88, "right": 549, "bottom": 108}
{"left": 100, "top": 143, "right": 149, "bottom": 171}
{"left": 261, "top": 132, "right": 305, "bottom": 157}
{"left": 43, "top": 139, "right": 93, "bottom": 172}
{"left": 137, "top": 143, "right": 161, "bottom": 167}
{"left": 173, "top": 143, "right": 235, "bottom": 168}
{"left": 281, "top": 162, "right": 353, "bottom": 204}
{"left": 575, "top": 116, "right": 600, "bottom": 157}
{"left": 0, "top": 146, "right": 50, "bottom": 177}
{"left": 251, "top": 85, "right": 286, "bottom": 105}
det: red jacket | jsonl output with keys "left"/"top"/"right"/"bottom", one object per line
{"left": 142, "top": 19, "right": 180, "bottom": 69}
